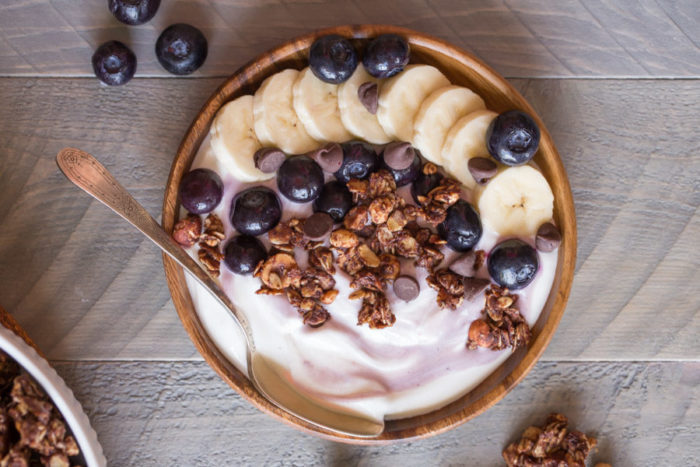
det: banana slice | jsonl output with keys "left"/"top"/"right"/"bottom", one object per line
{"left": 253, "top": 69, "right": 318, "bottom": 154}
{"left": 441, "top": 109, "right": 498, "bottom": 189}
{"left": 337, "top": 67, "right": 391, "bottom": 144}
{"left": 475, "top": 165, "right": 554, "bottom": 237}
{"left": 377, "top": 64, "right": 450, "bottom": 142}
{"left": 209, "top": 95, "right": 273, "bottom": 182}
{"left": 293, "top": 67, "right": 352, "bottom": 143}
{"left": 412, "top": 85, "right": 485, "bottom": 165}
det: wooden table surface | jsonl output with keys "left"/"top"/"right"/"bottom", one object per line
{"left": 0, "top": 1, "right": 698, "bottom": 465}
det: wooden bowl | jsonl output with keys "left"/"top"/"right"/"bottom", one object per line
{"left": 161, "top": 24, "right": 576, "bottom": 443}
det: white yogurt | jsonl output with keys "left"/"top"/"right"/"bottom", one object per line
{"left": 182, "top": 137, "right": 558, "bottom": 422}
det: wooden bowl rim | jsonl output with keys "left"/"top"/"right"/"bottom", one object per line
{"left": 161, "top": 24, "right": 577, "bottom": 444}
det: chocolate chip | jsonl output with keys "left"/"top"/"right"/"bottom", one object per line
{"left": 463, "top": 277, "right": 491, "bottom": 301}
{"left": 254, "top": 147, "right": 286, "bottom": 173}
{"left": 536, "top": 222, "right": 561, "bottom": 252}
{"left": 358, "top": 81, "right": 378, "bottom": 114}
{"left": 468, "top": 157, "right": 498, "bottom": 185}
{"left": 382, "top": 142, "right": 416, "bottom": 171}
{"left": 448, "top": 251, "right": 478, "bottom": 277}
{"left": 393, "top": 275, "right": 420, "bottom": 302}
{"left": 303, "top": 212, "right": 334, "bottom": 240}
{"left": 307, "top": 143, "right": 343, "bottom": 173}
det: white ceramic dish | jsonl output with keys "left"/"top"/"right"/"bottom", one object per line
{"left": 0, "top": 326, "right": 106, "bottom": 466}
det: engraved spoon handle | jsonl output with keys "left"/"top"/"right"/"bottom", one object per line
{"left": 55, "top": 148, "right": 254, "bottom": 350}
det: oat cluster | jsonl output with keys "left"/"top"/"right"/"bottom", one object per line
{"left": 467, "top": 286, "right": 531, "bottom": 351}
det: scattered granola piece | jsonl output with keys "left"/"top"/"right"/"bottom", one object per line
{"left": 502, "top": 413, "right": 598, "bottom": 467}
{"left": 355, "top": 290, "right": 395, "bottom": 329}
{"left": 467, "top": 286, "right": 531, "bottom": 351}
{"left": 172, "top": 214, "right": 202, "bottom": 247}
{"left": 426, "top": 269, "right": 465, "bottom": 310}
{"left": 200, "top": 213, "right": 225, "bottom": 247}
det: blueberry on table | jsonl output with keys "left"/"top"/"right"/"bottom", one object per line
{"left": 178, "top": 168, "right": 223, "bottom": 214}
{"left": 438, "top": 200, "right": 483, "bottom": 252}
{"left": 362, "top": 34, "right": 410, "bottom": 79}
{"left": 91, "top": 41, "right": 136, "bottom": 86}
{"left": 334, "top": 141, "right": 378, "bottom": 183}
{"left": 108, "top": 0, "right": 160, "bottom": 25}
{"left": 155, "top": 23, "right": 208, "bottom": 75}
{"left": 230, "top": 186, "right": 281, "bottom": 236}
{"left": 277, "top": 155, "right": 324, "bottom": 203}
{"left": 487, "top": 239, "right": 539, "bottom": 290}
{"left": 309, "top": 35, "right": 358, "bottom": 84}
{"left": 487, "top": 110, "right": 540, "bottom": 166}
{"left": 410, "top": 166, "right": 442, "bottom": 204}
{"left": 224, "top": 235, "right": 268, "bottom": 275}
{"left": 380, "top": 142, "right": 421, "bottom": 187}
{"left": 313, "top": 180, "right": 353, "bottom": 222}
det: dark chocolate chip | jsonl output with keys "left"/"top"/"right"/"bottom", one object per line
{"left": 393, "top": 275, "right": 420, "bottom": 302}
{"left": 382, "top": 141, "right": 416, "bottom": 171}
{"left": 463, "top": 277, "right": 491, "bottom": 301}
{"left": 303, "top": 212, "right": 334, "bottom": 240}
{"left": 358, "top": 81, "right": 378, "bottom": 114}
{"left": 536, "top": 222, "right": 561, "bottom": 252}
{"left": 307, "top": 143, "right": 343, "bottom": 173}
{"left": 449, "top": 251, "right": 478, "bottom": 277}
{"left": 468, "top": 157, "right": 498, "bottom": 185}
{"left": 254, "top": 147, "right": 286, "bottom": 173}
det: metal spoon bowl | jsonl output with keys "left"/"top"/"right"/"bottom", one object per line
{"left": 56, "top": 147, "right": 384, "bottom": 438}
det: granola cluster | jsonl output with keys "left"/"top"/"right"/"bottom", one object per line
{"left": 0, "top": 352, "right": 80, "bottom": 467}
{"left": 467, "top": 286, "right": 531, "bottom": 351}
{"left": 503, "top": 413, "right": 598, "bottom": 467}
{"left": 172, "top": 213, "right": 225, "bottom": 277}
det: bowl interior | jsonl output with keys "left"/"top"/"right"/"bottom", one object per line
{"left": 161, "top": 25, "right": 576, "bottom": 443}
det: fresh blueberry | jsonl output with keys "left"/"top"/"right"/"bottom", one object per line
{"left": 108, "top": 0, "right": 160, "bottom": 25}
{"left": 362, "top": 34, "right": 410, "bottom": 79}
{"left": 178, "top": 168, "right": 223, "bottom": 214}
{"left": 438, "top": 200, "right": 482, "bottom": 252}
{"left": 487, "top": 110, "right": 540, "bottom": 166}
{"left": 410, "top": 167, "right": 442, "bottom": 203}
{"left": 91, "top": 41, "right": 136, "bottom": 86}
{"left": 309, "top": 35, "right": 358, "bottom": 84}
{"left": 380, "top": 148, "right": 421, "bottom": 187}
{"left": 277, "top": 155, "right": 324, "bottom": 203}
{"left": 155, "top": 23, "right": 207, "bottom": 75}
{"left": 313, "top": 180, "right": 353, "bottom": 222}
{"left": 334, "top": 141, "right": 378, "bottom": 183}
{"left": 487, "top": 239, "right": 539, "bottom": 290}
{"left": 230, "top": 186, "right": 281, "bottom": 236}
{"left": 224, "top": 235, "right": 268, "bottom": 275}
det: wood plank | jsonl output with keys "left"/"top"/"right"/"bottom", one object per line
{"left": 0, "top": 0, "right": 697, "bottom": 78}
{"left": 53, "top": 360, "right": 700, "bottom": 466}
{"left": 0, "top": 77, "right": 698, "bottom": 361}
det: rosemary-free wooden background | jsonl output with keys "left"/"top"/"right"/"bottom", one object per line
{"left": 0, "top": 0, "right": 698, "bottom": 465}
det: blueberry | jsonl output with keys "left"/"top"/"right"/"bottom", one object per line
{"left": 230, "top": 186, "right": 281, "bottom": 236}
{"left": 380, "top": 148, "right": 421, "bottom": 187}
{"left": 313, "top": 181, "right": 353, "bottom": 222}
{"left": 487, "top": 239, "right": 539, "bottom": 290}
{"left": 309, "top": 35, "right": 358, "bottom": 84}
{"left": 224, "top": 235, "right": 268, "bottom": 275}
{"left": 410, "top": 167, "right": 442, "bottom": 203}
{"left": 362, "top": 34, "right": 410, "bottom": 79}
{"left": 155, "top": 23, "right": 207, "bottom": 75}
{"left": 487, "top": 110, "right": 540, "bottom": 166}
{"left": 178, "top": 168, "right": 223, "bottom": 214}
{"left": 91, "top": 41, "right": 136, "bottom": 86}
{"left": 438, "top": 200, "right": 482, "bottom": 252}
{"left": 108, "top": 0, "right": 160, "bottom": 25}
{"left": 334, "top": 141, "right": 378, "bottom": 183}
{"left": 277, "top": 155, "right": 324, "bottom": 203}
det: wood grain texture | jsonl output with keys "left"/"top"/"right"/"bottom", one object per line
{"left": 159, "top": 24, "right": 576, "bottom": 442}
{"left": 0, "top": 77, "right": 697, "bottom": 362}
{"left": 0, "top": 0, "right": 697, "bottom": 78}
{"left": 52, "top": 360, "right": 700, "bottom": 466}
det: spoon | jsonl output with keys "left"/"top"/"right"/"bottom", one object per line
{"left": 56, "top": 148, "right": 384, "bottom": 438}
